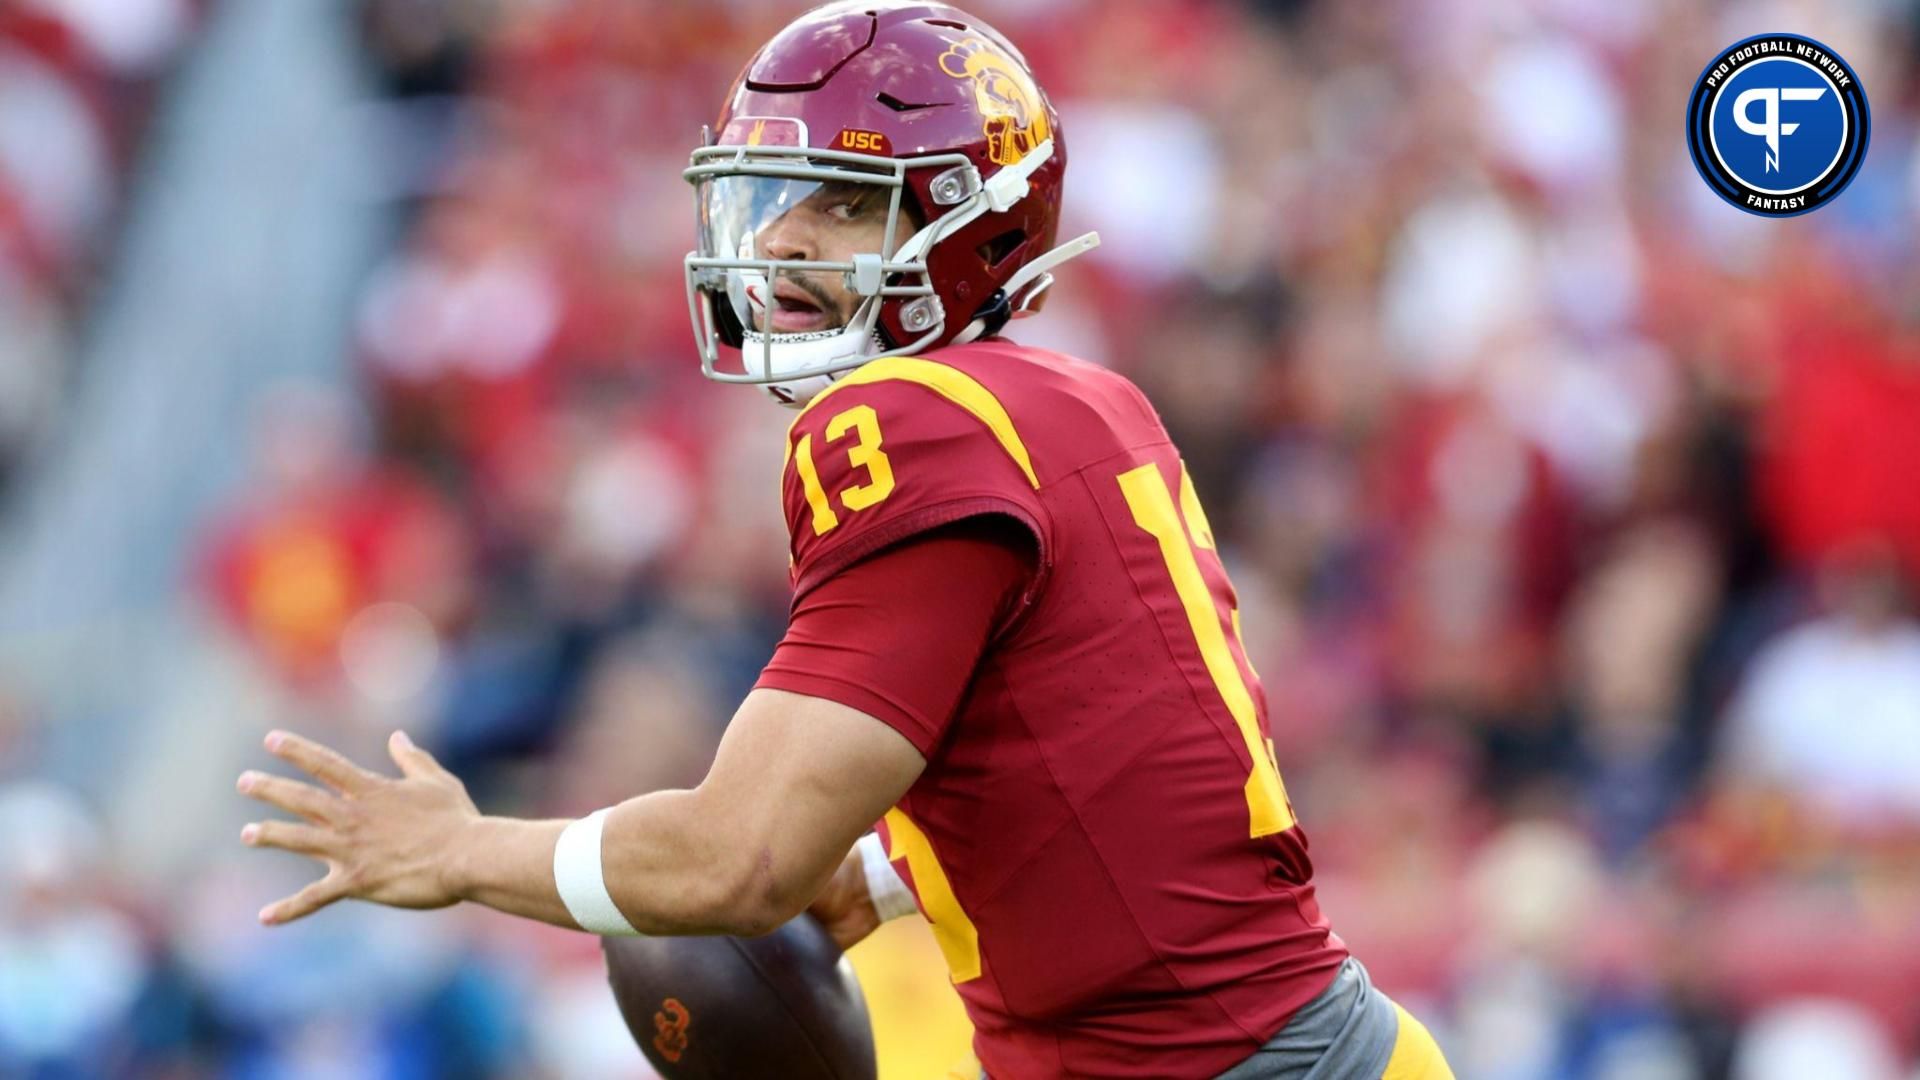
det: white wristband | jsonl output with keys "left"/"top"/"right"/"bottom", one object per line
{"left": 554, "top": 808, "right": 639, "bottom": 936}
{"left": 857, "top": 832, "right": 920, "bottom": 922}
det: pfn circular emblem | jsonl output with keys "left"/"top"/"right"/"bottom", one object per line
{"left": 1686, "top": 33, "right": 1869, "bottom": 217}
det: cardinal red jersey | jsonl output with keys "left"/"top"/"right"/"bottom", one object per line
{"left": 774, "top": 341, "right": 1348, "bottom": 1078}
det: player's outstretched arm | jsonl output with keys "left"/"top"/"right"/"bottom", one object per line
{"left": 236, "top": 688, "right": 925, "bottom": 934}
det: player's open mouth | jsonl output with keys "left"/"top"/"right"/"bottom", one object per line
{"left": 767, "top": 282, "right": 836, "bottom": 333}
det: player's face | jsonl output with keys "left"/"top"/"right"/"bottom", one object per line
{"left": 696, "top": 171, "right": 923, "bottom": 338}
{"left": 753, "top": 182, "right": 914, "bottom": 334}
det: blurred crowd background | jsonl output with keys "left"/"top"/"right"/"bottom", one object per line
{"left": 2, "top": 0, "right": 1919, "bottom": 1077}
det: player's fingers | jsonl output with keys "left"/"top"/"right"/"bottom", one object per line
{"left": 265, "top": 730, "right": 377, "bottom": 795}
{"left": 387, "top": 729, "right": 453, "bottom": 783}
{"left": 240, "top": 818, "right": 336, "bottom": 858}
{"left": 237, "top": 771, "right": 337, "bottom": 824}
{"left": 259, "top": 871, "right": 352, "bottom": 927}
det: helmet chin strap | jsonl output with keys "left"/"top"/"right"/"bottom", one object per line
{"left": 1003, "top": 231, "right": 1101, "bottom": 306}
{"left": 950, "top": 231, "right": 1102, "bottom": 345}
{"left": 743, "top": 319, "right": 882, "bottom": 408}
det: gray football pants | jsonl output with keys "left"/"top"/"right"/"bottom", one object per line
{"left": 1212, "top": 957, "right": 1401, "bottom": 1079}
{"left": 976, "top": 958, "right": 1403, "bottom": 1080}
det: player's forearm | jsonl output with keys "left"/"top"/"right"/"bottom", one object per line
{"left": 448, "top": 815, "right": 574, "bottom": 927}
{"left": 450, "top": 790, "right": 789, "bottom": 936}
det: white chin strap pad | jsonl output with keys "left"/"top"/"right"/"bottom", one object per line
{"left": 741, "top": 323, "right": 872, "bottom": 408}
{"left": 761, "top": 371, "right": 836, "bottom": 409}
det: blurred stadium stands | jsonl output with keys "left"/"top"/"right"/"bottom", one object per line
{"left": 2, "top": 0, "right": 1920, "bottom": 1076}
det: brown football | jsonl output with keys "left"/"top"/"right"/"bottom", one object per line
{"left": 602, "top": 915, "right": 877, "bottom": 1079}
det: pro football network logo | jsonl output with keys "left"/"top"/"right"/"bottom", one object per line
{"left": 1686, "top": 33, "right": 1869, "bottom": 217}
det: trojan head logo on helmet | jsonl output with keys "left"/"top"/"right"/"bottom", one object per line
{"left": 938, "top": 37, "right": 1051, "bottom": 166}
{"left": 684, "top": 1, "right": 1099, "bottom": 407}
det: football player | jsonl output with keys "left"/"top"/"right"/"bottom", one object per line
{"left": 236, "top": 3, "right": 1453, "bottom": 1077}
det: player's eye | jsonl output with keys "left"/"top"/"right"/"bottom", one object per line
{"left": 823, "top": 188, "right": 879, "bottom": 221}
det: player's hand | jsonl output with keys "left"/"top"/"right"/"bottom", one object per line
{"left": 237, "top": 729, "right": 479, "bottom": 926}
{"left": 807, "top": 846, "right": 881, "bottom": 952}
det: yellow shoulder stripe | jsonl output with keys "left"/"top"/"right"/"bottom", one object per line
{"left": 789, "top": 357, "right": 1039, "bottom": 489}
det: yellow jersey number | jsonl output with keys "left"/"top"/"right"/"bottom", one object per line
{"left": 794, "top": 404, "right": 896, "bottom": 536}
{"left": 878, "top": 458, "right": 1294, "bottom": 990}
{"left": 1118, "top": 460, "right": 1294, "bottom": 838}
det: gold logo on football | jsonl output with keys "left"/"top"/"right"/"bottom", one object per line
{"left": 652, "top": 997, "right": 691, "bottom": 1063}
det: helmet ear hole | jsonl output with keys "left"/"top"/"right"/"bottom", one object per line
{"left": 900, "top": 190, "right": 929, "bottom": 235}
{"left": 978, "top": 228, "right": 1027, "bottom": 270}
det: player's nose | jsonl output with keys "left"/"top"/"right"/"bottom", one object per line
{"left": 759, "top": 209, "right": 815, "bottom": 262}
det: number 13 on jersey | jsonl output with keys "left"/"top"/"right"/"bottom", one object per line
{"left": 792, "top": 403, "right": 896, "bottom": 536}
{"left": 1118, "top": 461, "right": 1295, "bottom": 838}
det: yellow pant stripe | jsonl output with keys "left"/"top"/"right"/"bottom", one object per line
{"left": 1381, "top": 1002, "right": 1454, "bottom": 1080}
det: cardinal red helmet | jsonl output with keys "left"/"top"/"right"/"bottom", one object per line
{"left": 684, "top": 1, "right": 1098, "bottom": 406}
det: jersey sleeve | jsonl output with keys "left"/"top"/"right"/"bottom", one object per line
{"left": 755, "top": 516, "right": 1037, "bottom": 755}
{"left": 778, "top": 361, "right": 1052, "bottom": 602}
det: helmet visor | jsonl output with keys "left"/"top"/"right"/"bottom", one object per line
{"left": 694, "top": 169, "right": 910, "bottom": 338}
